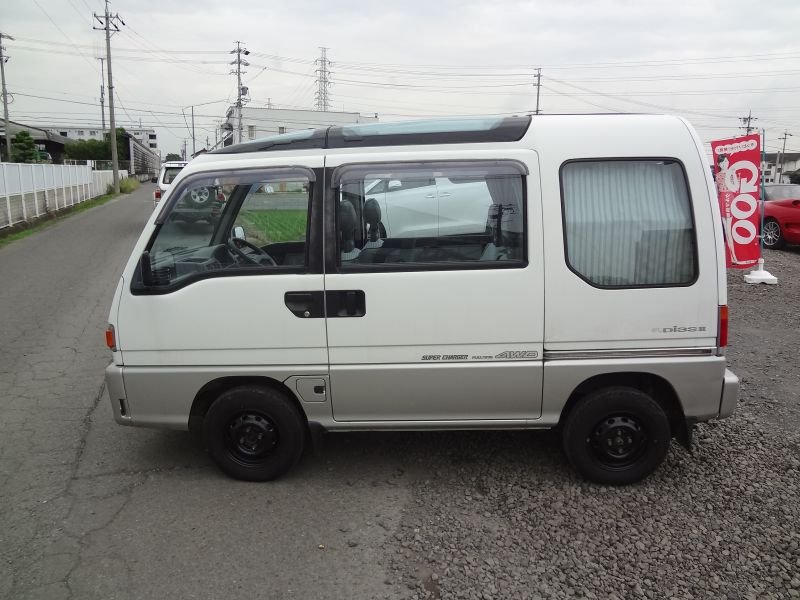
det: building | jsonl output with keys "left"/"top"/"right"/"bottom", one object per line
{"left": 47, "top": 126, "right": 159, "bottom": 154}
{"left": 126, "top": 134, "right": 160, "bottom": 179}
{"left": 0, "top": 120, "right": 70, "bottom": 163}
{"left": 221, "top": 107, "right": 378, "bottom": 146}
{"left": 762, "top": 153, "right": 800, "bottom": 184}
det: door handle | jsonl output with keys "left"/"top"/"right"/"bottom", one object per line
{"left": 284, "top": 291, "right": 325, "bottom": 318}
{"left": 424, "top": 193, "right": 435, "bottom": 198}
{"left": 326, "top": 290, "right": 366, "bottom": 318}
{"left": 438, "top": 192, "right": 451, "bottom": 197}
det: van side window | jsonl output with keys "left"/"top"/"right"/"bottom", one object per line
{"left": 135, "top": 170, "right": 313, "bottom": 292}
{"left": 335, "top": 162, "right": 526, "bottom": 268}
{"left": 231, "top": 181, "right": 309, "bottom": 265}
{"left": 561, "top": 160, "right": 696, "bottom": 288}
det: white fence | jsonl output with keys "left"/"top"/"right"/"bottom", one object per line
{"left": 0, "top": 163, "right": 129, "bottom": 230}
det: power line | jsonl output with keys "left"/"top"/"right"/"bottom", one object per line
{"left": 1, "top": 31, "right": 14, "bottom": 161}
{"left": 12, "top": 44, "right": 230, "bottom": 66}
{"left": 739, "top": 111, "right": 758, "bottom": 134}
{"left": 315, "top": 47, "right": 332, "bottom": 112}
{"left": 94, "top": 0, "right": 125, "bottom": 193}
{"left": 230, "top": 41, "right": 250, "bottom": 143}
{"left": 12, "top": 35, "right": 228, "bottom": 54}
{"left": 32, "top": 0, "right": 96, "bottom": 69}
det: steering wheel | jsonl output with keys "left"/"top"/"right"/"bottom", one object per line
{"left": 228, "top": 237, "right": 277, "bottom": 266}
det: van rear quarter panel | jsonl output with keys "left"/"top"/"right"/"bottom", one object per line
{"left": 531, "top": 116, "right": 720, "bottom": 350}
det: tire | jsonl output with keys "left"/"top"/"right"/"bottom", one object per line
{"left": 562, "top": 387, "right": 671, "bottom": 485}
{"left": 762, "top": 218, "right": 785, "bottom": 249}
{"left": 186, "top": 186, "right": 212, "bottom": 208}
{"left": 203, "top": 385, "right": 306, "bottom": 481}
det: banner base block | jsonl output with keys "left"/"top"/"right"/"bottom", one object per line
{"left": 744, "top": 259, "right": 778, "bottom": 285}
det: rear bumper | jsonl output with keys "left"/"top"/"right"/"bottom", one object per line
{"left": 719, "top": 368, "right": 739, "bottom": 418}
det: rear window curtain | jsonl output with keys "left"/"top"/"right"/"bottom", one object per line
{"left": 561, "top": 160, "right": 696, "bottom": 287}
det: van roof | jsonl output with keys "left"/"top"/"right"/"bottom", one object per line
{"left": 210, "top": 116, "right": 533, "bottom": 154}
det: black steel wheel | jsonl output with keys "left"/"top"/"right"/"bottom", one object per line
{"left": 203, "top": 385, "right": 306, "bottom": 481}
{"left": 226, "top": 412, "right": 278, "bottom": 464}
{"left": 562, "top": 387, "right": 671, "bottom": 485}
{"left": 762, "top": 218, "right": 785, "bottom": 249}
{"left": 588, "top": 414, "right": 647, "bottom": 469}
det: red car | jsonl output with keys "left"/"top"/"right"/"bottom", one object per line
{"left": 762, "top": 184, "right": 800, "bottom": 249}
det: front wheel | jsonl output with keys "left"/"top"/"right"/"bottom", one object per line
{"left": 762, "top": 218, "right": 785, "bottom": 249}
{"left": 562, "top": 387, "right": 671, "bottom": 485}
{"left": 203, "top": 385, "right": 306, "bottom": 481}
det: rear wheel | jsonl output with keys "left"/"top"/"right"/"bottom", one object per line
{"left": 762, "top": 218, "right": 785, "bottom": 249}
{"left": 203, "top": 385, "right": 306, "bottom": 481}
{"left": 562, "top": 387, "right": 671, "bottom": 485}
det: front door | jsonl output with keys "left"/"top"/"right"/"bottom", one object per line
{"left": 119, "top": 159, "right": 327, "bottom": 370}
{"left": 324, "top": 150, "right": 544, "bottom": 422}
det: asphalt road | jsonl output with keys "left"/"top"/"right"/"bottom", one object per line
{"left": 3, "top": 183, "right": 799, "bottom": 600}
{"left": 0, "top": 185, "right": 407, "bottom": 600}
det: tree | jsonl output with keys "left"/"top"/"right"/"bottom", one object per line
{"left": 788, "top": 170, "right": 800, "bottom": 185}
{"left": 114, "top": 127, "right": 130, "bottom": 162}
{"left": 165, "top": 153, "right": 182, "bottom": 162}
{"left": 65, "top": 138, "right": 109, "bottom": 161}
{"left": 11, "top": 131, "right": 39, "bottom": 163}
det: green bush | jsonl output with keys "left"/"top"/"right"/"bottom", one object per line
{"left": 119, "top": 177, "right": 140, "bottom": 194}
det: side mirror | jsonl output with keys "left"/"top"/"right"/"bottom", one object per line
{"left": 150, "top": 177, "right": 158, "bottom": 183}
{"left": 388, "top": 179, "right": 402, "bottom": 190}
{"left": 233, "top": 226, "right": 246, "bottom": 240}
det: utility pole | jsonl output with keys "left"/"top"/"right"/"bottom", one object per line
{"left": 97, "top": 57, "right": 106, "bottom": 132}
{"left": 534, "top": 68, "right": 542, "bottom": 115}
{"left": 0, "top": 31, "right": 14, "bottom": 162}
{"left": 191, "top": 105, "right": 195, "bottom": 155}
{"left": 181, "top": 139, "right": 187, "bottom": 161}
{"left": 230, "top": 41, "right": 250, "bottom": 144}
{"left": 315, "top": 47, "right": 332, "bottom": 112}
{"left": 94, "top": 1, "right": 125, "bottom": 194}
{"left": 738, "top": 111, "right": 757, "bottom": 135}
{"left": 776, "top": 130, "right": 794, "bottom": 184}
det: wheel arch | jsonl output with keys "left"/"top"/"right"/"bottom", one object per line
{"left": 557, "top": 372, "right": 689, "bottom": 446}
{"left": 188, "top": 375, "right": 307, "bottom": 435}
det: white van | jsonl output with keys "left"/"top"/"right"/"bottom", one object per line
{"left": 105, "top": 115, "right": 738, "bottom": 485}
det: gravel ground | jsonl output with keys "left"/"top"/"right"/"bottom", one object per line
{"left": 382, "top": 247, "right": 800, "bottom": 600}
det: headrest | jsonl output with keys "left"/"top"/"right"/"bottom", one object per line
{"left": 364, "top": 198, "right": 381, "bottom": 225}
{"left": 339, "top": 201, "right": 357, "bottom": 238}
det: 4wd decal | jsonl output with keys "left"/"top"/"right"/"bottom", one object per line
{"left": 495, "top": 350, "right": 539, "bottom": 359}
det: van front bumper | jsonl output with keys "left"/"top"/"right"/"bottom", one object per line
{"left": 719, "top": 368, "right": 739, "bottom": 418}
{"left": 105, "top": 363, "right": 133, "bottom": 425}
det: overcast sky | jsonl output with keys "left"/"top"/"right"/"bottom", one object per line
{"left": 2, "top": 0, "right": 799, "bottom": 158}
